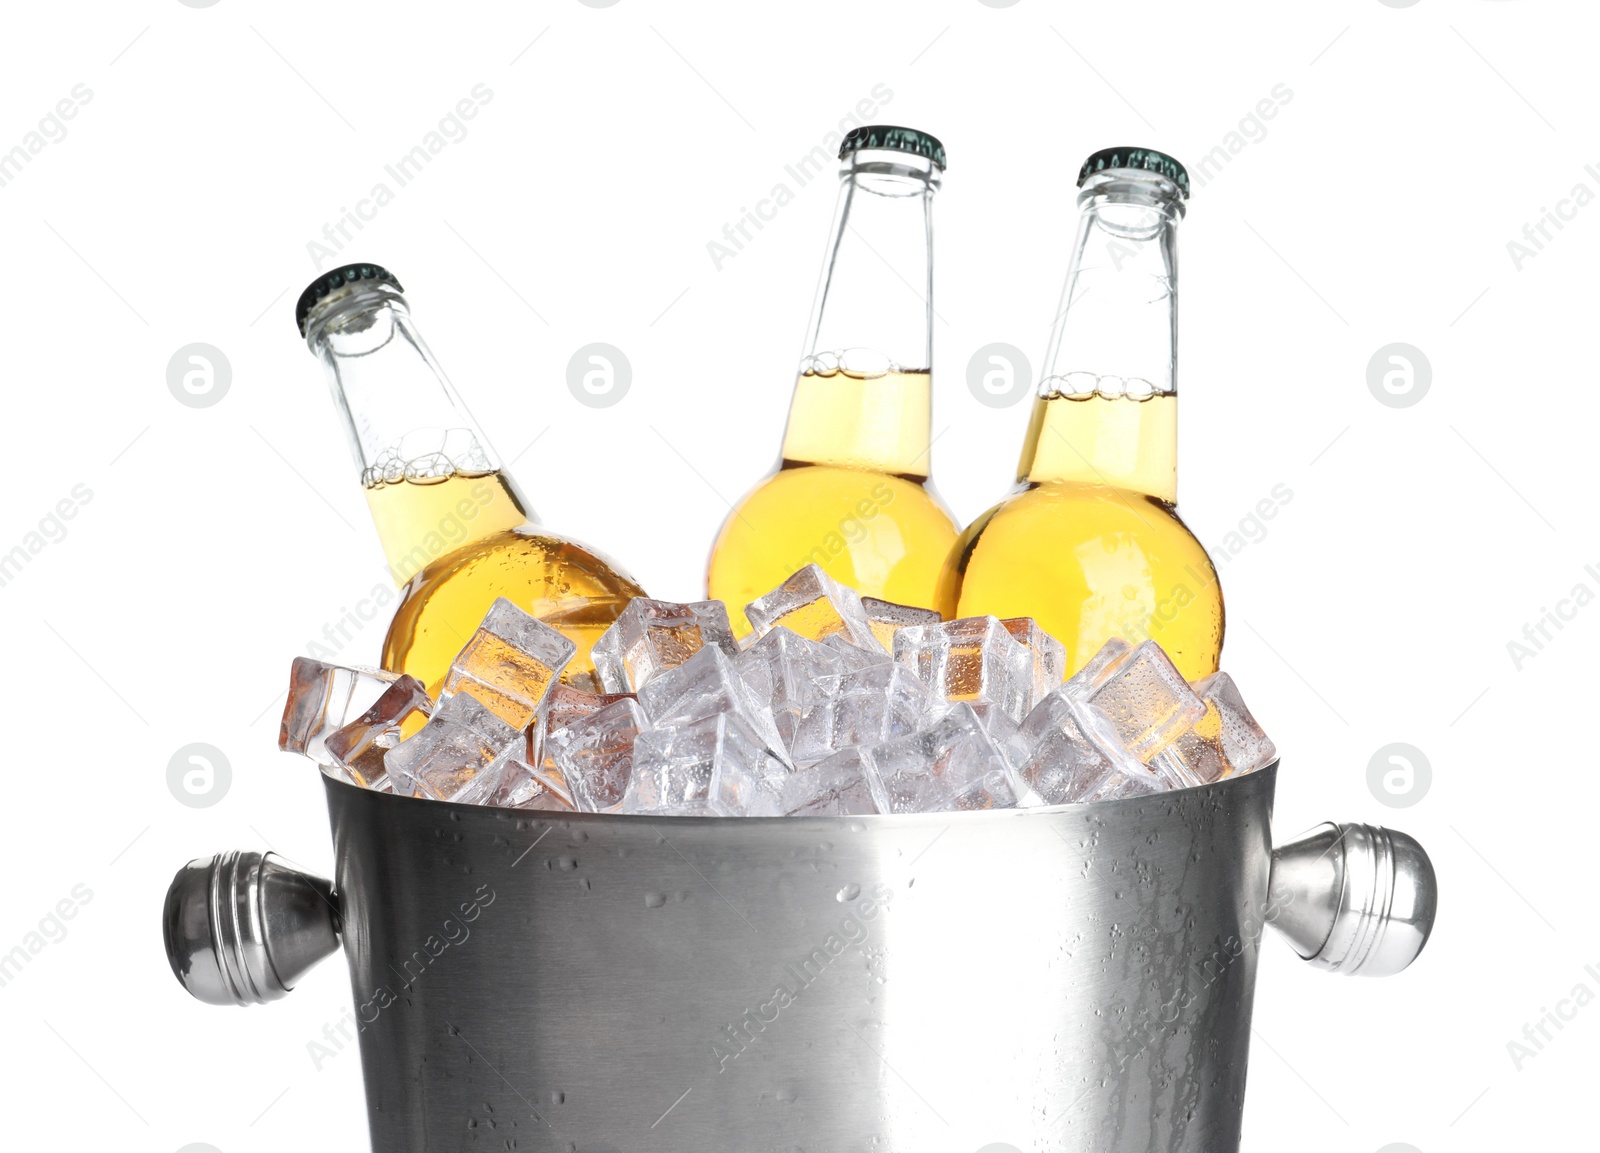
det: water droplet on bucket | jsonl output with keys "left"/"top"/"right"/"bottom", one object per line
{"left": 645, "top": 892, "right": 667, "bottom": 908}
{"left": 836, "top": 883, "right": 861, "bottom": 902}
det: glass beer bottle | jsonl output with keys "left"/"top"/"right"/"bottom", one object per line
{"left": 938, "top": 148, "right": 1224, "bottom": 681}
{"left": 707, "top": 126, "right": 960, "bottom": 635}
{"left": 298, "top": 264, "right": 645, "bottom": 694}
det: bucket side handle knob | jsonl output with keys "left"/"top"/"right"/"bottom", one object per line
{"left": 1267, "top": 822, "right": 1437, "bottom": 977}
{"left": 162, "top": 850, "right": 342, "bottom": 1006}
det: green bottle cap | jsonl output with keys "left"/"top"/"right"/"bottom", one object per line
{"left": 839, "top": 125, "right": 946, "bottom": 170}
{"left": 1077, "top": 147, "right": 1189, "bottom": 198}
{"left": 296, "top": 263, "right": 403, "bottom": 336}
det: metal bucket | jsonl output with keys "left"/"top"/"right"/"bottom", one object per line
{"left": 163, "top": 762, "right": 1436, "bottom": 1152}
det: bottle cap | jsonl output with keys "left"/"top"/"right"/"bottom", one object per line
{"left": 1077, "top": 146, "right": 1189, "bottom": 198}
{"left": 839, "top": 125, "right": 946, "bottom": 170}
{"left": 296, "top": 263, "right": 403, "bottom": 336}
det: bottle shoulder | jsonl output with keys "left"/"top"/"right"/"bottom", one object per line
{"left": 710, "top": 461, "right": 958, "bottom": 627}
{"left": 403, "top": 523, "right": 647, "bottom": 601}
{"left": 737, "top": 461, "right": 954, "bottom": 514}
{"left": 721, "top": 463, "right": 960, "bottom": 552}
{"left": 965, "top": 481, "right": 1210, "bottom": 558}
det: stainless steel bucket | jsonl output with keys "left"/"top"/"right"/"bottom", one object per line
{"left": 163, "top": 762, "right": 1436, "bottom": 1152}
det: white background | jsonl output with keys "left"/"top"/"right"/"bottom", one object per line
{"left": 0, "top": 1, "right": 1590, "bottom": 1150}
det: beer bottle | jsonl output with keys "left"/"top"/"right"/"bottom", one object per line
{"left": 938, "top": 148, "right": 1224, "bottom": 680}
{"left": 297, "top": 264, "right": 645, "bottom": 694}
{"left": 707, "top": 126, "right": 960, "bottom": 635}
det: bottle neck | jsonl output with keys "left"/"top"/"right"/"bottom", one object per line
{"left": 307, "top": 286, "right": 530, "bottom": 581}
{"left": 781, "top": 149, "right": 938, "bottom": 477}
{"left": 1021, "top": 174, "right": 1183, "bottom": 500}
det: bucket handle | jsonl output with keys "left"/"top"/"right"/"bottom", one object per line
{"left": 160, "top": 820, "right": 1437, "bottom": 1007}
{"left": 163, "top": 850, "right": 341, "bottom": 1007}
{"left": 1267, "top": 822, "right": 1437, "bottom": 977}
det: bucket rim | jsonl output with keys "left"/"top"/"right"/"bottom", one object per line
{"left": 319, "top": 759, "right": 1280, "bottom": 827}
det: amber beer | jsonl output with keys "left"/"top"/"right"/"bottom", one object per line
{"left": 707, "top": 126, "right": 959, "bottom": 635}
{"left": 297, "top": 264, "right": 645, "bottom": 694}
{"left": 939, "top": 149, "right": 1224, "bottom": 681}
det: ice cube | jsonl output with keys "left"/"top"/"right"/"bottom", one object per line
{"left": 324, "top": 675, "right": 433, "bottom": 790}
{"left": 969, "top": 701, "right": 1034, "bottom": 780}
{"left": 1062, "top": 637, "right": 1133, "bottom": 700}
{"left": 893, "top": 615, "right": 1034, "bottom": 722}
{"left": 544, "top": 683, "right": 633, "bottom": 733}
{"left": 1088, "top": 767, "right": 1169, "bottom": 802}
{"left": 471, "top": 720, "right": 574, "bottom": 808}
{"left": 621, "top": 717, "right": 718, "bottom": 815}
{"left": 779, "top": 747, "right": 878, "bottom": 816}
{"left": 1017, "top": 687, "right": 1171, "bottom": 805}
{"left": 385, "top": 691, "right": 522, "bottom": 804}
{"left": 744, "top": 564, "right": 880, "bottom": 651}
{"left": 549, "top": 698, "right": 648, "bottom": 813}
{"left": 1072, "top": 640, "right": 1205, "bottom": 762}
{"left": 441, "top": 597, "right": 576, "bottom": 728}
{"left": 823, "top": 632, "right": 894, "bottom": 671}
{"left": 279, "top": 657, "right": 400, "bottom": 764}
{"left": 638, "top": 645, "right": 790, "bottom": 767}
{"left": 532, "top": 684, "right": 634, "bottom": 795}
{"left": 1014, "top": 689, "right": 1161, "bottom": 805}
{"left": 1000, "top": 618, "right": 1068, "bottom": 711}
{"left": 706, "top": 714, "right": 794, "bottom": 817}
{"left": 859, "top": 704, "right": 1018, "bottom": 814}
{"left": 1147, "top": 671, "right": 1277, "bottom": 786}
{"left": 590, "top": 598, "right": 737, "bottom": 694}
{"left": 1195, "top": 671, "right": 1276, "bottom": 774}
{"left": 492, "top": 770, "right": 575, "bottom": 811}
{"left": 860, "top": 596, "right": 942, "bottom": 654}
{"left": 485, "top": 739, "right": 575, "bottom": 810}
{"left": 735, "top": 627, "right": 847, "bottom": 747}
{"left": 790, "top": 664, "right": 945, "bottom": 766}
